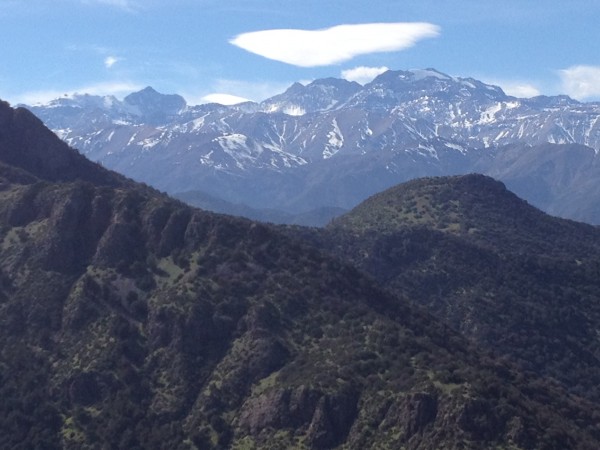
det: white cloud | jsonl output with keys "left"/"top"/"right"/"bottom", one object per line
{"left": 15, "top": 81, "right": 143, "bottom": 105}
{"left": 499, "top": 83, "right": 541, "bottom": 98}
{"left": 559, "top": 65, "right": 600, "bottom": 100}
{"left": 341, "top": 66, "right": 389, "bottom": 85}
{"left": 482, "top": 78, "right": 541, "bottom": 98}
{"left": 185, "top": 79, "right": 292, "bottom": 106}
{"left": 230, "top": 22, "right": 440, "bottom": 67}
{"left": 104, "top": 56, "right": 121, "bottom": 68}
{"left": 200, "top": 93, "right": 251, "bottom": 105}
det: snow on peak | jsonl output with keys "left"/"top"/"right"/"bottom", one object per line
{"left": 409, "top": 69, "right": 453, "bottom": 81}
{"left": 323, "top": 118, "right": 344, "bottom": 159}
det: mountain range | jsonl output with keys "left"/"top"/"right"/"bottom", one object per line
{"left": 24, "top": 68, "right": 600, "bottom": 225}
{"left": 4, "top": 98, "right": 600, "bottom": 448}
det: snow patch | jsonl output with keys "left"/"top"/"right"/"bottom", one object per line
{"left": 417, "top": 143, "right": 438, "bottom": 159}
{"left": 494, "top": 130, "right": 510, "bottom": 141}
{"left": 445, "top": 142, "right": 467, "bottom": 154}
{"left": 323, "top": 119, "right": 344, "bottom": 159}
{"left": 479, "top": 103, "right": 502, "bottom": 124}
{"left": 138, "top": 137, "right": 161, "bottom": 149}
{"left": 199, "top": 150, "right": 215, "bottom": 166}
{"left": 262, "top": 143, "right": 308, "bottom": 168}
{"left": 213, "top": 133, "right": 263, "bottom": 169}
{"left": 191, "top": 114, "right": 210, "bottom": 131}
{"left": 54, "top": 128, "right": 72, "bottom": 139}
{"left": 283, "top": 105, "right": 306, "bottom": 116}
{"left": 215, "top": 133, "right": 250, "bottom": 151}
{"left": 127, "top": 132, "right": 138, "bottom": 146}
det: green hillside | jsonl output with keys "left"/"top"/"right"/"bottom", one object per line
{"left": 320, "top": 174, "right": 600, "bottom": 403}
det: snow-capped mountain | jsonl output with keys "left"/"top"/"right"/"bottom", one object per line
{"left": 24, "top": 69, "right": 600, "bottom": 224}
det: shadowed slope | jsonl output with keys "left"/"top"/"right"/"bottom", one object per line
{"left": 0, "top": 100, "right": 125, "bottom": 187}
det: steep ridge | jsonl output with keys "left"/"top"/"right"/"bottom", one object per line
{"left": 123, "top": 86, "right": 187, "bottom": 125}
{"left": 0, "top": 101, "right": 125, "bottom": 187}
{"left": 316, "top": 174, "right": 600, "bottom": 403}
{"left": 2, "top": 104, "right": 600, "bottom": 448}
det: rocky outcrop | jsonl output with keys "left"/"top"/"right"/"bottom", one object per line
{"left": 238, "top": 385, "right": 358, "bottom": 449}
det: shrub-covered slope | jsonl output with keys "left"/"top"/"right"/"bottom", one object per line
{"left": 1, "top": 101, "right": 600, "bottom": 449}
{"left": 322, "top": 174, "right": 600, "bottom": 403}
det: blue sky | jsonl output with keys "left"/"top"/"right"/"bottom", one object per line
{"left": 1, "top": 0, "right": 600, "bottom": 105}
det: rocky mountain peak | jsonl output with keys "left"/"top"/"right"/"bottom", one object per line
{"left": 260, "top": 77, "right": 362, "bottom": 114}
{"left": 367, "top": 68, "right": 451, "bottom": 88}
{"left": 523, "top": 94, "right": 580, "bottom": 108}
{"left": 124, "top": 86, "right": 187, "bottom": 124}
{"left": 363, "top": 68, "right": 508, "bottom": 103}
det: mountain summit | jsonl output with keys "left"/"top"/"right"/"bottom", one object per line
{"left": 261, "top": 78, "right": 362, "bottom": 115}
{"left": 123, "top": 86, "right": 187, "bottom": 125}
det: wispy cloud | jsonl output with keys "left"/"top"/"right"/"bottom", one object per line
{"left": 341, "top": 66, "right": 389, "bottom": 85}
{"left": 482, "top": 78, "right": 541, "bottom": 98}
{"left": 15, "top": 81, "right": 143, "bottom": 105}
{"left": 230, "top": 22, "right": 440, "bottom": 67}
{"left": 559, "top": 65, "right": 600, "bottom": 100}
{"left": 499, "top": 82, "right": 541, "bottom": 98}
{"left": 104, "top": 56, "right": 121, "bottom": 68}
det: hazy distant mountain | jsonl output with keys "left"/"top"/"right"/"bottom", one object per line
{"left": 7, "top": 100, "right": 600, "bottom": 448}
{"left": 174, "top": 190, "right": 347, "bottom": 226}
{"left": 476, "top": 142, "right": 600, "bottom": 223}
{"left": 25, "top": 69, "right": 600, "bottom": 223}
{"left": 123, "top": 86, "right": 187, "bottom": 125}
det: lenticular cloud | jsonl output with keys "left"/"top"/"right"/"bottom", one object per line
{"left": 230, "top": 22, "right": 440, "bottom": 67}
{"left": 341, "top": 66, "right": 390, "bottom": 85}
